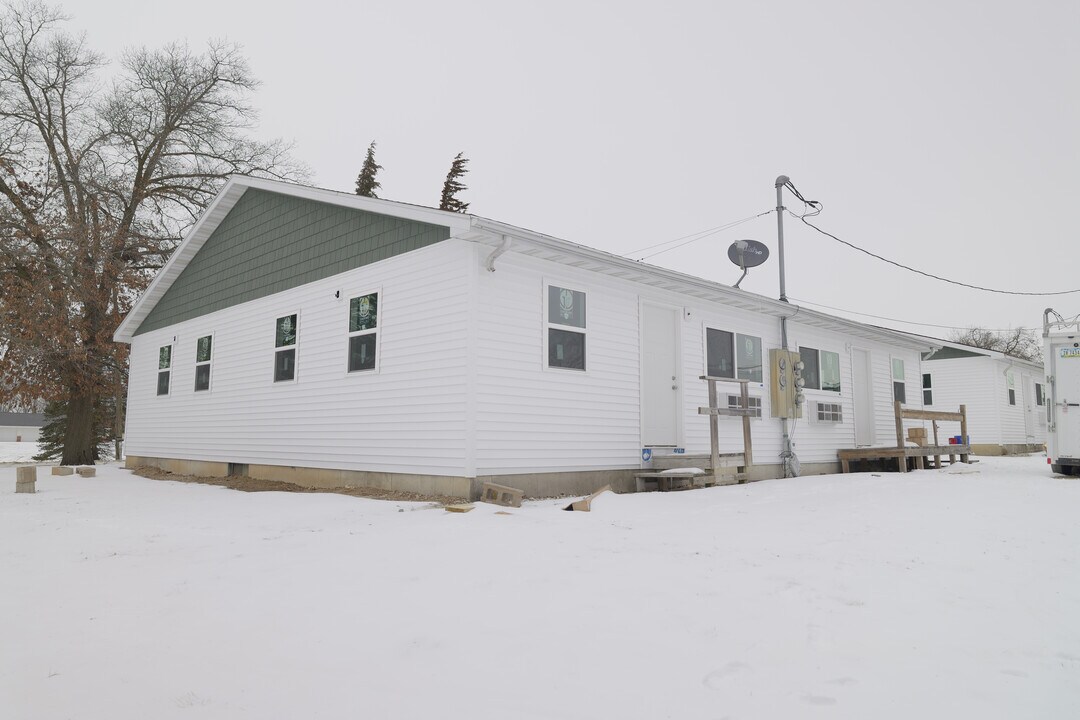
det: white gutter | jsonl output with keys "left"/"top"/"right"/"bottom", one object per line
{"left": 468, "top": 216, "right": 933, "bottom": 353}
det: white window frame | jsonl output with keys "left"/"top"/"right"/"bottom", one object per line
{"left": 703, "top": 328, "right": 763, "bottom": 383}
{"left": 798, "top": 346, "right": 842, "bottom": 393}
{"left": 273, "top": 310, "right": 301, "bottom": 384}
{"left": 891, "top": 357, "right": 906, "bottom": 404}
{"left": 922, "top": 372, "right": 932, "bottom": 406}
{"left": 543, "top": 281, "right": 588, "bottom": 373}
{"left": 345, "top": 288, "right": 382, "bottom": 375}
{"left": 157, "top": 343, "right": 173, "bottom": 397}
{"left": 194, "top": 333, "right": 215, "bottom": 393}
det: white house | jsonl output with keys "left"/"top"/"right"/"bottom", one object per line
{"left": 0, "top": 410, "right": 43, "bottom": 443}
{"left": 920, "top": 339, "right": 1046, "bottom": 454}
{"left": 114, "top": 176, "right": 935, "bottom": 498}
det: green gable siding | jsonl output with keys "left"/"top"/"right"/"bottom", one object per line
{"left": 135, "top": 189, "right": 451, "bottom": 335}
{"left": 923, "top": 347, "right": 989, "bottom": 361}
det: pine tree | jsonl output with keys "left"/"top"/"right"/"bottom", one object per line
{"left": 33, "top": 397, "right": 119, "bottom": 462}
{"left": 439, "top": 152, "right": 470, "bottom": 213}
{"left": 354, "top": 141, "right": 382, "bottom": 198}
{"left": 33, "top": 401, "right": 68, "bottom": 462}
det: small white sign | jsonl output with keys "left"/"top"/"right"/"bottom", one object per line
{"left": 1061, "top": 347, "right": 1080, "bottom": 359}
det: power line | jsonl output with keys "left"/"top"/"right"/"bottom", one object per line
{"left": 622, "top": 210, "right": 773, "bottom": 260}
{"left": 786, "top": 209, "right": 1080, "bottom": 297}
{"left": 788, "top": 295, "right": 1038, "bottom": 332}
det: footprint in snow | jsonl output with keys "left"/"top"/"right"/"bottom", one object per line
{"left": 802, "top": 694, "right": 838, "bottom": 706}
{"left": 703, "top": 662, "right": 750, "bottom": 689}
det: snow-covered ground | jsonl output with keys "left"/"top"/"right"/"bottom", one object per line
{"left": 1, "top": 455, "right": 1077, "bottom": 719}
{"left": 0, "top": 441, "right": 41, "bottom": 464}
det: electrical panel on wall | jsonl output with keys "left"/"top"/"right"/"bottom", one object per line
{"left": 769, "top": 348, "right": 804, "bottom": 419}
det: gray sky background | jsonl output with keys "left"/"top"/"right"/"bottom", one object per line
{"left": 72, "top": 0, "right": 1079, "bottom": 337}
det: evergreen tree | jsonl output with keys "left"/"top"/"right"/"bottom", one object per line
{"left": 33, "top": 397, "right": 119, "bottom": 462}
{"left": 33, "top": 401, "right": 68, "bottom": 462}
{"left": 439, "top": 152, "right": 470, "bottom": 212}
{"left": 354, "top": 141, "right": 383, "bottom": 198}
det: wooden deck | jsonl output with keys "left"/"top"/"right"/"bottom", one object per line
{"left": 838, "top": 444, "right": 971, "bottom": 473}
{"left": 838, "top": 401, "right": 972, "bottom": 474}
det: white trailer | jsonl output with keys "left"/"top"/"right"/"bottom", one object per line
{"left": 1044, "top": 309, "right": 1080, "bottom": 475}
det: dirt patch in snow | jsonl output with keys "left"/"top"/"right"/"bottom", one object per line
{"left": 130, "top": 466, "right": 463, "bottom": 505}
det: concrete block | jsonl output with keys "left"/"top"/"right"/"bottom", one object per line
{"left": 16, "top": 466, "right": 36, "bottom": 493}
{"left": 480, "top": 482, "right": 523, "bottom": 508}
{"left": 76, "top": 467, "right": 96, "bottom": 477}
{"left": 52, "top": 466, "right": 74, "bottom": 476}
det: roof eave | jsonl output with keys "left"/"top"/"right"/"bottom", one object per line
{"left": 467, "top": 217, "right": 934, "bottom": 352}
{"left": 114, "top": 175, "right": 471, "bottom": 343}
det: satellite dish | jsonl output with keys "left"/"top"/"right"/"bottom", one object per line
{"left": 727, "top": 239, "right": 770, "bottom": 269}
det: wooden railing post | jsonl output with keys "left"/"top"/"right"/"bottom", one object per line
{"left": 959, "top": 404, "right": 969, "bottom": 463}
{"left": 740, "top": 381, "right": 753, "bottom": 468}
{"left": 708, "top": 378, "right": 721, "bottom": 486}
{"left": 894, "top": 400, "right": 905, "bottom": 449}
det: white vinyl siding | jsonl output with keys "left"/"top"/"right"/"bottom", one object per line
{"left": 919, "top": 356, "right": 1045, "bottom": 447}
{"left": 126, "top": 237, "right": 938, "bottom": 479}
{"left": 475, "top": 252, "right": 638, "bottom": 474}
{"left": 125, "top": 241, "right": 472, "bottom": 476}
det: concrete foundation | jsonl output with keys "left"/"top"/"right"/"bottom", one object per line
{"left": 51, "top": 466, "right": 74, "bottom": 476}
{"left": 125, "top": 454, "right": 842, "bottom": 499}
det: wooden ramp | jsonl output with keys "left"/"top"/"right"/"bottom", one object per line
{"left": 839, "top": 402, "right": 972, "bottom": 474}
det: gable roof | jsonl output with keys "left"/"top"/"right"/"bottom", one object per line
{"left": 0, "top": 411, "right": 44, "bottom": 427}
{"left": 912, "top": 333, "right": 1044, "bottom": 370}
{"left": 115, "top": 176, "right": 932, "bottom": 352}
{"left": 114, "top": 176, "right": 472, "bottom": 342}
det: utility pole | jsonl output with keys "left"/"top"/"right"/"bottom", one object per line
{"left": 775, "top": 175, "right": 798, "bottom": 477}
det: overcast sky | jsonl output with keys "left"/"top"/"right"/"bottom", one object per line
{"left": 72, "top": 0, "right": 1079, "bottom": 337}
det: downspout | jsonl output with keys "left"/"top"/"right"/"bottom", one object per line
{"left": 485, "top": 235, "right": 512, "bottom": 272}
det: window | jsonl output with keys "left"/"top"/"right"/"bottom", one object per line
{"left": 706, "top": 329, "right": 734, "bottom": 378}
{"left": 727, "top": 395, "right": 762, "bottom": 418}
{"left": 1008, "top": 389, "right": 1016, "bottom": 405}
{"left": 157, "top": 345, "right": 172, "bottom": 396}
{"left": 1035, "top": 382, "right": 1044, "bottom": 406}
{"left": 736, "top": 334, "right": 763, "bottom": 383}
{"left": 194, "top": 335, "right": 213, "bottom": 392}
{"left": 799, "top": 347, "right": 841, "bottom": 392}
{"left": 348, "top": 292, "right": 379, "bottom": 372}
{"left": 274, "top": 314, "right": 298, "bottom": 382}
{"left": 707, "top": 330, "right": 762, "bottom": 382}
{"left": 1007, "top": 372, "right": 1015, "bottom": 405}
{"left": 547, "top": 285, "right": 585, "bottom": 370}
{"left": 892, "top": 358, "right": 906, "bottom": 404}
{"left": 816, "top": 402, "right": 843, "bottom": 422}
{"left": 922, "top": 373, "right": 932, "bottom": 406}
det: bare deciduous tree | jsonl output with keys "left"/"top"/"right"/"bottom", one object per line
{"left": 949, "top": 327, "right": 1042, "bottom": 363}
{"left": 0, "top": 1, "right": 303, "bottom": 464}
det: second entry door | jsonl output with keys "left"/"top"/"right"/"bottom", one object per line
{"left": 642, "top": 304, "right": 680, "bottom": 446}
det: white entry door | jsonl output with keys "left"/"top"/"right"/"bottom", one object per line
{"left": 852, "top": 348, "right": 875, "bottom": 446}
{"left": 1022, "top": 373, "right": 1036, "bottom": 439}
{"left": 642, "top": 303, "right": 679, "bottom": 446}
